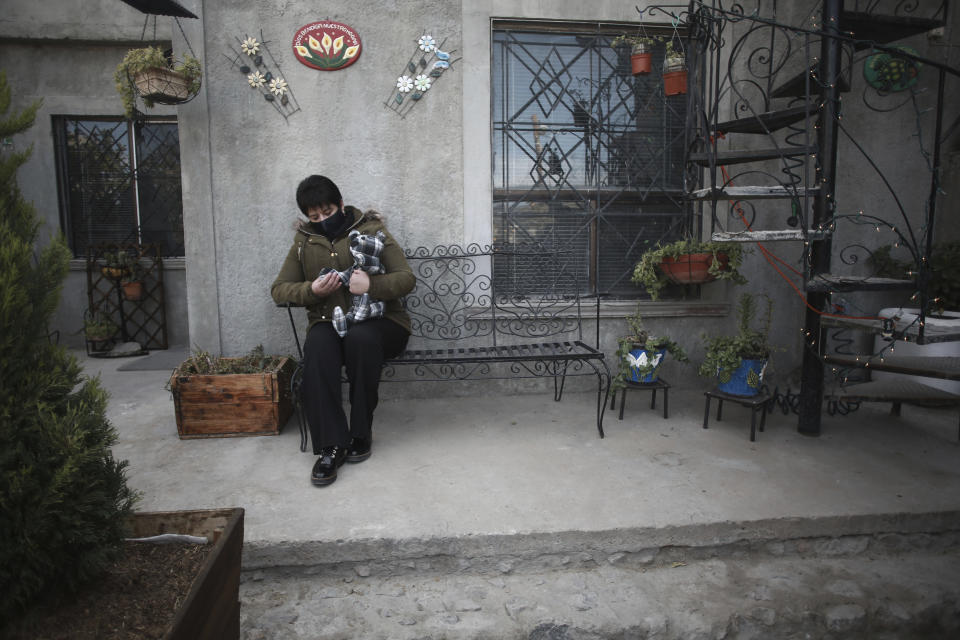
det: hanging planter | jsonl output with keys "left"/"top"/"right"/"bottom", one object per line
{"left": 662, "top": 40, "right": 687, "bottom": 96}
{"left": 610, "top": 35, "right": 660, "bottom": 76}
{"left": 659, "top": 252, "right": 729, "bottom": 285}
{"left": 115, "top": 46, "right": 202, "bottom": 118}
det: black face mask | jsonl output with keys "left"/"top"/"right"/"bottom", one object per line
{"left": 311, "top": 208, "right": 348, "bottom": 237}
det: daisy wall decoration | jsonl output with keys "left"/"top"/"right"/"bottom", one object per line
{"left": 384, "top": 31, "right": 460, "bottom": 119}
{"left": 225, "top": 31, "right": 301, "bottom": 121}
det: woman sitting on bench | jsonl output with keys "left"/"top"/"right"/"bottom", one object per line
{"left": 271, "top": 175, "right": 415, "bottom": 487}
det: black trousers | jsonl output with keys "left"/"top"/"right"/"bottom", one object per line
{"left": 301, "top": 318, "right": 409, "bottom": 453}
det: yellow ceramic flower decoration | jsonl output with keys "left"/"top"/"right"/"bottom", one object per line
{"left": 308, "top": 35, "right": 322, "bottom": 52}
{"left": 321, "top": 32, "right": 332, "bottom": 55}
{"left": 247, "top": 71, "right": 266, "bottom": 88}
{"left": 295, "top": 45, "right": 310, "bottom": 57}
{"left": 333, "top": 36, "right": 344, "bottom": 55}
{"left": 344, "top": 45, "right": 359, "bottom": 59}
{"left": 269, "top": 78, "right": 288, "bottom": 96}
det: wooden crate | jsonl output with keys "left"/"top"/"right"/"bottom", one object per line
{"left": 169, "top": 357, "right": 295, "bottom": 438}
{"left": 131, "top": 508, "right": 244, "bottom": 640}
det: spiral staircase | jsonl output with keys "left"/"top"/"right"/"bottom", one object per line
{"left": 673, "top": 0, "right": 960, "bottom": 435}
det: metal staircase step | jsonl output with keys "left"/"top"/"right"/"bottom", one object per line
{"left": 840, "top": 11, "right": 946, "bottom": 50}
{"left": 689, "top": 146, "right": 817, "bottom": 166}
{"left": 714, "top": 105, "right": 818, "bottom": 134}
{"left": 820, "top": 317, "right": 960, "bottom": 345}
{"left": 771, "top": 67, "right": 851, "bottom": 99}
{"left": 823, "top": 354, "right": 960, "bottom": 381}
{"left": 711, "top": 229, "right": 830, "bottom": 242}
{"left": 825, "top": 378, "right": 960, "bottom": 405}
{"left": 689, "top": 185, "right": 820, "bottom": 200}
{"left": 805, "top": 274, "right": 915, "bottom": 292}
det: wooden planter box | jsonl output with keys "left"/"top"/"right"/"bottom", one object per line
{"left": 169, "top": 357, "right": 295, "bottom": 438}
{"left": 131, "top": 508, "right": 244, "bottom": 640}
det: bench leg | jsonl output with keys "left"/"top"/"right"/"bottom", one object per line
{"left": 554, "top": 360, "right": 570, "bottom": 402}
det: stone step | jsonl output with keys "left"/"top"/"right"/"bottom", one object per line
{"left": 712, "top": 229, "right": 829, "bottom": 242}
{"left": 240, "top": 513, "right": 960, "bottom": 639}
{"left": 689, "top": 185, "right": 819, "bottom": 201}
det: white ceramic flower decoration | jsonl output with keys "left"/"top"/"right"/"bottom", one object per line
{"left": 247, "top": 71, "right": 266, "bottom": 88}
{"left": 626, "top": 351, "right": 649, "bottom": 368}
{"left": 396, "top": 75, "right": 414, "bottom": 92}
{"left": 414, "top": 74, "right": 432, "bottom": 91}
{"left": 418, "top": 34, "right": 436, "bottom": 52}
{"left": 241, "top": 36, "right": 260, "bottom": 56}
{"left": 269, "top": 77, "right": 288, "bottom": 96}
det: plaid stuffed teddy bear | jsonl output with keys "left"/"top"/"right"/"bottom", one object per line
{"left": 317, "top": 230, "right": 387, "bottom": 337}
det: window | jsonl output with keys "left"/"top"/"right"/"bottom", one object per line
{"left": 54, "top": 117, "right": 185, "bottom": 257}
{"left": 492, "top": 23, "right": 689, "bottom": 296}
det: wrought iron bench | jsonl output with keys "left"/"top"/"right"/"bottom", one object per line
{"left": 279, "top": 243, "right": 611, "bottom": 451}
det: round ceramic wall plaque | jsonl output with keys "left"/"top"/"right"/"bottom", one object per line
{"left": 293, "top": 21, "right": 362, "bottom": 70}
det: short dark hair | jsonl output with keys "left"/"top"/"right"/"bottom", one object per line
{"left": 296, "top": 175, "right": 342, "bottom": 215}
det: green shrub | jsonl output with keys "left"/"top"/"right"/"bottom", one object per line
{"left": 0, "top": 71, "right": 138, "bottom": 625}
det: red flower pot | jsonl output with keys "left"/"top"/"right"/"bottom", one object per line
{"left": 630, "top": 52, "right": 653, "bottom": 75}
{"left": 122, "top": 280, "right": 144, "bottom": 301}
{"left": 663, "top": 69, "right": 688, "bottom": 96}
{"left": 659, "top": 253, "right": 729, "bottom": 285}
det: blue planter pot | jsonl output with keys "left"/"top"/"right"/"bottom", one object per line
{"left": 717, "top": 358, "right": 767, "bottom": 396}
{"left": 626, "top": 348, "right": 666, "bottom": 383}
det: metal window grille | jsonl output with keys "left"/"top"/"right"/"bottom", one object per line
{"left": 492, "top": 24, "right": 691, "bottom": 296}
{"left": 54, "top": 117, "right": 185, "bottom": 257}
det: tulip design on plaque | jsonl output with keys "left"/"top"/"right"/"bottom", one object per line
{"left": 385, "top": 32, "right": 460, "bottom": 118}
{"left": 292, "top": 21, "right": 362, "bottom": 71}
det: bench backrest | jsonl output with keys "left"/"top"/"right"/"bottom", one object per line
{"left": 403, "top": 244, "right": 590, "bottom": 347}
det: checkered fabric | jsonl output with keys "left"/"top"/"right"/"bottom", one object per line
{"left": 331, "top": 230, "right": 388, "bottom": 337}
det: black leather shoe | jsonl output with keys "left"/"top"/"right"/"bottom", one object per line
{"left": 346, "top": 437, "right": 372, "bottom": 463}
{"left": 311, "top": 446, "right": 347, "bottom": 486}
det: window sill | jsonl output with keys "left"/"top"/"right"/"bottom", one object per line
{"left": 596, "top": 299, "right": 730, "bottom": 319}
{"left": 69, "top": 258, "right": 186, "bottom": 271}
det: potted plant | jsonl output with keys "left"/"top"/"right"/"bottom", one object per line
{"left": 632, "top": 238, "right": 747, "bottom": 300}
{"left": 114, "top": 46, "right": 202, "bottom": 119}
{"left": 100, "top": 250, "right": 133, "bottom": 280}
{"left": 121, "top": 262, "right": 146, "bottom": 301}
{"left": 169, "top": 345, "right": 295, "bottom": 438}
{"left": 612, "top": 304, "right": 688, "bottom": 392}
{"left": 84, "top": 312, "right": 117, "bottom": 350}
{"left": 663, "top": 39, "right": 688, "bottom": 95}
{"left": 699, "top": 292, "right": 774, "bottom": 397}
{"left": 611, "top": 35, "right": 661, "bottom": 75}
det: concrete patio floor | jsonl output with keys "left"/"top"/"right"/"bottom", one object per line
{"left": 82, "top": 349, "right": 960, "bottom": 557}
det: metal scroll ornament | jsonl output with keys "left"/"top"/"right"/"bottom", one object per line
{"left": 226, "top": 32, "right": 301, "bottom": 121}
{"left": 385, "top": 32, "right": 460, "bottom": 118}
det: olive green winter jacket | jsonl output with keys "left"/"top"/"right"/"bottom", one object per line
{"left": 270, "top": 206, "right": 415, "bottom": 334}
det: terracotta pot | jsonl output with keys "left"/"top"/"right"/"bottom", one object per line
{"left": 122, "top": 280, "right": 144, "bottom": 301}
{"left": 663, "top": 69, "right": 688, "bottom": 96}
{"left": 659, "top": 252, "right": 729, "bottom": 285}
{"left": 630, "top": 52, "right": 653, "bottom": 75}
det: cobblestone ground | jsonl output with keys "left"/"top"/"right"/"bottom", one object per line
{"left": 240, "top": 549, "right": 960, "bottom": 639}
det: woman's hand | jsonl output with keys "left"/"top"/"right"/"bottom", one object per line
{"left": 349, "top": 270, "right": 370, "bottom": 295}
{"left": 311, "top": 271, "right": 342, "bottom": 297}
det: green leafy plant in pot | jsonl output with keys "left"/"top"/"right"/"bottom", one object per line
{"left": 612, "top": 304, "right": 688, "bottom": 392}
{"left": 632, "top": 238, "right": 747, "bottom": 300}
{"left": 610, "top": 35, "right": 661, "bottom": 75}
{"left": 114, "top": 46, "right": 202, "bottom": 119}
{"left": 699, "top": 293, "right": 774, "bottom": 396}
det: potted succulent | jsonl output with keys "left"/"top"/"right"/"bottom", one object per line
{"left": 611, "top": 35, "right": 661, "bottom": 75}
{"left": 612, "top": 304, "right": 688, "bottom": 392}
{"left": 699, "top": 293, "right": 774, "bottom": 397}
{"left": 632, "top": 238, "right": 747, "bottom": 300}
{"left": 114, "top": 46, "right": 202, "bottom": 118}
{"left": 663, "top": 39, "right": 688, "bottom": 95}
